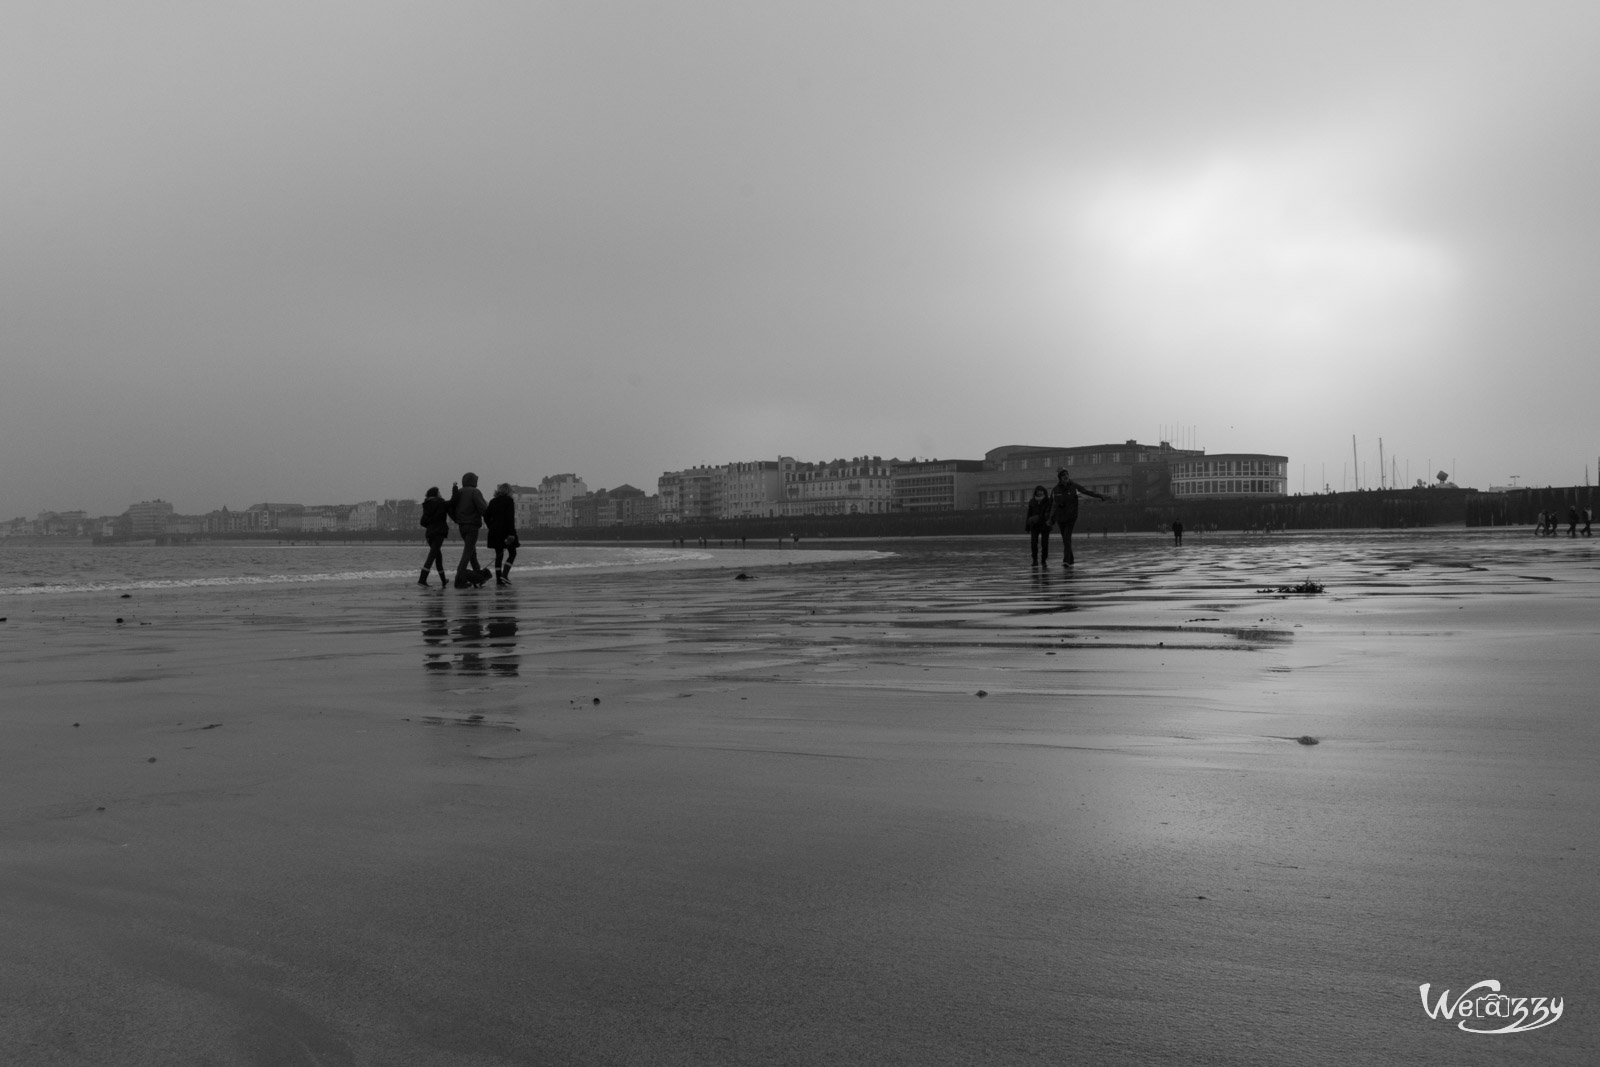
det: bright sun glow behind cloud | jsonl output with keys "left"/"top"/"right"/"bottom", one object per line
{"left": 1070, "top": 140, "right": 1458, "bottom": 391}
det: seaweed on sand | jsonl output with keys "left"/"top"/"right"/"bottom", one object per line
{"left": 1255, "top": 580, "right": 1325, "bottom": 595}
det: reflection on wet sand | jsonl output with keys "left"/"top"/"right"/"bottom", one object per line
{"left": 422, "top": 601, "right": 520, "bottom": 676}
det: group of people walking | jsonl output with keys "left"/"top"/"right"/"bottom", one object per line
{"left": 1024, "top": 468, "right": 1105, "bottom": 566}
{"left": 419, "top": 473, "right": 520, "bottom": 588}
{"left": 1536, "top": 506, "right": 1593, "bottom": 537}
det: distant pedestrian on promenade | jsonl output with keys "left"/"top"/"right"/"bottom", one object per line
{"left": 450, "top": 472, "right": 490, "bottom": 587}
{"left": 1568, "top": 505, "right": 1580, "bottom": 537}
{"left": 1172, "top": 519, "right": 1184, "bottom": 545}
{"left": 1584, "top": 507, "right": 1593, "bottom": 537}
{"left": 1025, "top": 485, "right": 1051, "bottom": 564}
{"left": 418, "top": 486, "right": 450, "bottom": 587}
{"left": 485, "top": 483, "right": 520, "bottom": 586}
{"left": 1049, "top": 468, "right": 1106, "bottom": 567}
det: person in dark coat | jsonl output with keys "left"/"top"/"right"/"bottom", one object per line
{"left": 451, "top": 472, "right": 490, "bottom": 586}
{"left": 417, "top": 486, "right": 450, "bottom": 586}
{"left": 484, "top": 482, "right": 520, "bottom": 586}
{"left": 1024, "top": 485, "right": 1052, "bottom": 564}
{"left": 1172, "top": 519, "right": 1184, "bottom": 545}
{"left": 1049, "top": 467, "right": 1106, "bottom": 567}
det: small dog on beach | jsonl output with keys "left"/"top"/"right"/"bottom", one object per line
{"left": 453, "top": 566, "right": 494, "bottom": 589}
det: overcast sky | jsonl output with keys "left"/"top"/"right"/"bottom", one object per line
{"left": 6, "top": 1, "right": 1599, "bottom": 515}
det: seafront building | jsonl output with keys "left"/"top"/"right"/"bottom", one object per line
{"left": 348, "top": 501, "right": 379, "bottom": 531}
{"left": 724, "top": 460, "right": 789, "bottom": 518}
{"left": 975, "top": 442, "right": 1197, "bottom": 508}
{"left": 126, "top": 500, "right": 175, "bottom": 537}
{"left": 892, "top": 459, "right": 986, "bottom": 512}
{"left": 534, "top": 474, "right": 587, "bottom": 528}
{"left": 657, "top": 465, "right": 724, "bottom": 524}
{"left": 509, "top": 485, "right": 541, "bottom": 530}
{"left": 1168, "top": 455, "right": 1290, "bottom": 499}
{"left": 781, "top": 457, "right": 896, "bottom": 516}
{"left": 973, "top": 441, "right": 1287, "bottom": 508}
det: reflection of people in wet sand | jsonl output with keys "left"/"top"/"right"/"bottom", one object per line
{"left": 420, "top": 607, "right": 520, "bottom": 675}
{"left": 485, "top": 483, "right": 519, "bottom": 586}
{"left": 1025, "top": 486, "right": 1052, "bottom": 564}
{"left": 418, "top": 487, "right": 450, "bottom": 587}
{"left": 1049, "top": 468, "right": 1105, "bottom": 567}
{"left": 450, "top": 473, "right": 490, "bottom": 587}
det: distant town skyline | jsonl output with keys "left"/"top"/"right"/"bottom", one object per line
{"left": 11, "top": 439, "right": 1315, "bottom": 536}
{"left": 6, "top": 4, "right": 1599, "bottom": 517}
{"left": 13, "top": 428, "right": 1598, "bottom": 520}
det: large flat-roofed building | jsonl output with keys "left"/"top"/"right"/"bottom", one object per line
{"left": 975, "top": 441, "right": 1200, "bottom": 508}
{"left": 975, "top": 440, "right": 1284, "bottom": 507}
{"left": 1169, "top": 454, "right": 1288, "bottom": 498}
{"left": 891, "top": 459, "right": 985, "bottom": 511}
{"left": 126, "top": 499, "right": 176, "bottom": 536}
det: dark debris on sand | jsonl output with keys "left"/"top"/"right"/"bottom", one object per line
{"left": 1256, "top": 581, "right": 1326, "bottom": 595}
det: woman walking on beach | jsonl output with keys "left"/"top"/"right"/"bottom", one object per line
{"left": 1025, "top": 485, "right": 1052, "bottom": 564}
{"left": 1049, "top": 467, "right": 1106, "bottom": 568}
{"left": 485, "top": 483, "right": 520, "bottom": 586}
{"left": 418, "top": 487, "right": 450, "bottom": 586}
{"left": 451, "top": 473, "right": 490, "bottom": 586}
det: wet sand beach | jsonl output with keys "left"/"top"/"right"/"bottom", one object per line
{"left": 1, "top": 532, "right": 1596, "bottom": 1065}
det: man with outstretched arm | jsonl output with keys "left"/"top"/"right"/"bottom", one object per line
{"left": 1049, "top": 467, "right": 1105, "bottom": 567}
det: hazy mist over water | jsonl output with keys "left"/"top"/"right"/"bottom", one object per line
{"left": 5, "top": 2, "right": 1600, "bottom": 515}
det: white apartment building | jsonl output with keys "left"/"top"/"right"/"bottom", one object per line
{"left": 723, "top": 459, "right": 788, "bottom": 518}
{"left": 657, "top": 471, "right": 682, "bottom": 524}
{"left": 782, "top": 457, "right": 896, "bottom": 516}
{"left": 509, "top": 485, "right": 540, "bottom": 529}
{"left": 348, "top": 501, "right": 379, "bottom": 531}
{"left": 656, "top": 465, "right": 724, "bottom": 523}
{"left": 536, "top": 474, "right": 588, "bottom": 528}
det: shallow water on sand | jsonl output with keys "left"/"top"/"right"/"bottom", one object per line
{"left": 0, "top": 541, "right": 883, "bottom": 597}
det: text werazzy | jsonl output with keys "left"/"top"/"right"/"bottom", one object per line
{"left": 1419, "top": 980, "right": 1562, "bottom": 1034}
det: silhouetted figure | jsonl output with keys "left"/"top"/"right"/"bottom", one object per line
{"left": 1569, "top": 505, "right": 1580, "bottom": 537}
{"left": 1049, "top": 468, "right": 1106, "bottom": 567}
{"left": 1025, "top": 485, "right": 1051, "bottom": 563}
{"left": 418, "top": 486, "right": 450, "bottom": 586}
{"left": 485, "top": 483, "right": 519, "bottom": 585}
{"left": 451, "top": 472, "right": 489, "bottom": 587}
{"left": 1172, "top": 519, "right": 1184, "bottom": 545}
